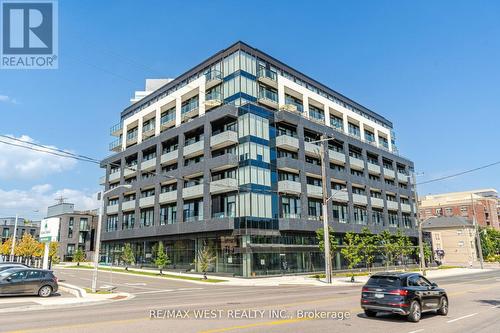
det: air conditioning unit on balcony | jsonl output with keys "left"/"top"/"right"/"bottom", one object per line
{"left": 281, "top": 104, "right": 298, "bottom": 113}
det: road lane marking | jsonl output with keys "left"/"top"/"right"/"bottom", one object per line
{"left": 407, "top": 329, "right": 424, "bottom": 333}
{"left": 446, "top": 313, "right": 478, "bottom": 323}
{"left": 198, "top": 317, "right": 311, "bottom": 333}
{"left": 125, "top": 283, "right": 147, "bottom": 286}
{"left": 134, "top": 287, "right": 203, "bottom": 295}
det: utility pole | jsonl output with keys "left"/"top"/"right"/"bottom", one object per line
{"left": 10, "top": 214, "right": 18, "bottom": 260}
{"left": 319, "top": 135, "right": 332, "bottom": 284}
{"left": 412, "top": 173, "right": 426, "bottom": 276}
{"left": 470, "top": 194, "right": 484, "bottom": 269}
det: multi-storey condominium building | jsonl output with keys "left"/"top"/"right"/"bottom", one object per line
{"left": 0, "top": 217, "right": 40, "bottom": 244}
{"left": 101, "top": 41, "right": 417, "bottom": 277}
{"left": 420, "top": 189, "right": 500, "bottom": 230}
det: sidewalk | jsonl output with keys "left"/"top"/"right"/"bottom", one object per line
{"left": 58, "top": 263, "right": 499, "bottom": 287}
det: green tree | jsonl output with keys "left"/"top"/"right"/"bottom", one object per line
{"left": 49, "top": 242, "right": 60, "bottom": 264}
{"left": 422, "top": 243, "right": 433, "bottom": 266}
{"left": 121, "top": 243, "right": 135, "bottom": 271}
{"left": 72, "top": 248, "right": 86, "bottom": 266}
{"left": 316, "top": 227, "right": 338, "bottom": 271}
{"left": 341, "top": 232, "right": 363, "bottom": 282}
{"left": 378, "top": 230, "right": 397, "bottom": 269}
{"left": 480, "top": 227, "right": 500, "bottom": 258}
{"left": 393, "top": 230, "right": 414, "bottom": 269}
{"left": 359, "top": 228, "right": 377, "bottom": 272}
{"left": 197, "top": 246, "right": 216, "bottom": 279}
{"left": 154, "top": 242, "right": 170, "bottom": 275}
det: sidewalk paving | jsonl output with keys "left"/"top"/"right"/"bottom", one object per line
{"left": 58, "top": 263, "right": 500, "bottom": 287}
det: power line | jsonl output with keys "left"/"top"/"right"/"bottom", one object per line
{"left": 416, "top": 161, "right": 500, "bottom": 186}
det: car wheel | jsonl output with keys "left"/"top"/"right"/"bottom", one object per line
{"left": 364, "top": 310, "right": 377, "bottom": 317}
{"left": 437, "top": 296, "right": 448, "bottom": 316}
{"left": 38, "top": 285, "right": 53, "bottom": 297}
{"left": 407, "top": 300, "right": 421, "bottom": 322}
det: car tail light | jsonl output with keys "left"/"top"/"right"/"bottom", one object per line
{"left": 388, "top": 289, "right": 408, "bottom": 296}
{"left": 362, "top": 287, "right": 370, "bottom": 293}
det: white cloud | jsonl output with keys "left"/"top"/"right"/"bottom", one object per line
{"left": 0, "top": 185, "right": 99, "bottom": 217}
{"left": 0, "top": 135, "right": 77, "bottom": 180}
{"left": 0, "top": 95, "right": 18, "bottom": 104}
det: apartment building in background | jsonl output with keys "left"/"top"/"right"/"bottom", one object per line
{"left": 100, "top": 41, "right": 417, "bottom": 277}
{"left": 422, "top": 216, "right": 478, "bottom": 266}
{"left": 46, "top": 202, "right": 98, "bottom": 261}
{"left": 419, "top": 189, "right": 500, "bottom": 230}
{"left": 0, "top": 217, "right": 40, "bottom": 243}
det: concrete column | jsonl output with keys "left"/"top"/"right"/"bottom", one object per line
{"left": 374, "top": 129, "right": 380, "bottom": 147}
{"left": 155, "top": 108, "right": 161, "bottom": 136}
{"left": 342, "top": 114, "right": 349, "bottom": 135}
{"left": 278, "top": 79, "right": 285, "bottom": 107}
{"left": 199, "top": 83, "right": 206, "bottom": 117}
{"left": 324, "top": 105, "right": 330, "bottom": 127}
{"left": 137, "top": 118, "right": 143, "bottom": 144}
{"left": 359, "top": 122, "right": 365, "bottom": 142}
{"left": 175, "top": 97, "right": 182, "bottom": 127}
{"left": 303, "top": 96, "right": 310, "bottom": 119}
{"left": 202, "top": 122, "right": 211, "bottom": 220}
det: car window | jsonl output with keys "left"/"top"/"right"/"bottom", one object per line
{"left": 10, "top": 270, "right": 28, "bottom": 281}
{"left": 0, "top": 271, "right": 12, "bottom": 279}
{"left": 367, "top": 276, "right": 401, "bottom": 287}
{"left": 27, "top": 271, "right": 43, "bottom": 279}
{"left": 418, "top": 277, "right": 431, "bottom": 287}
{"left": 407, "top": 275, "right": 420, "bottom": 286}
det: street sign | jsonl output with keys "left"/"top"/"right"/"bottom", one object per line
{"left": 39, "top": 217, "right": 60, "bottom": 243}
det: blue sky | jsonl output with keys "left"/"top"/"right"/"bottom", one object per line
{"left": 1, "top": 0, "right": 499, "bottom": 219}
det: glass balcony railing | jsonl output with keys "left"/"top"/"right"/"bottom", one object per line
{"left": 212, "top": 211, "right": 236, "bottom": 219}
{"left": 110, "top": 123, "right": 122, "bottom": 135}
{"left": 109, "top": 139, "right": 121, "bottom": 150}
{"left": 257, "top": 68, "right": 277, "bottom": 82}
{"left": 309, "top": 110, "right": 325, "bottom": 121}
{"left": 258, "top": 89, "right": 278, "bottom": 103}
{"left": 126, "top": 130, "right": 138, "bottom": 141}
{"left": 330, "top": 118, "right": 343, "bottom": 131}
{"left": 142, "top": 121, "right": 155, "bottom": 133}
{"left": 181, "top": 100, "right": 199, "bottom": 115}
{"left": 284, "top": 97, "right": 304, "bottom": 112}
{"left": 206, "top": 91, "right": 223, "bottom": 101}
{"left": 205, "top": 70, "right": 222, "bottom": 82}
{"left": 282, "top": 213, "right": 301, "bottom": 219}
{"left": 161, "top": 112, "right": 175, "bottom": 124}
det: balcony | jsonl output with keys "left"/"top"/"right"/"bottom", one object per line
{"left": 109, "top": 170, "right": 120, "bottom": 182}
{"left": 281, "top": 102, "right": 303, "bottom": 114}
{"left": 122, "top": 200, "right": 135, "bottom": 211}
{"left": 401, "top": 203, "right": 412, "bottom": 213}
{"left": 183, "top": 140, "right": 204, "bottom": 158}
{"left": 161, "top": 112, "right": 176, "bottom": 130}
{"left": 352, "top": 194, "right": 368, "bottom": 206}
{"left": 110, "top": 123, "right": 122, "bottom": 137}
{"left": 384, "top": 168, "right": 396, "bottom": 179}
{"left": 205, "top": 70, "right": 223, "bottom": 89}
{"left": 181, "top": 101, "right": 199, "bottom": 120}
{"left": 124, "top": 165, "right": 137, "bottom": 178}
{"left": 142, "top": 121, "right": 155, "bottom": 138}
{"left": 387, "top": 201, "right": 399, "bottom": 211}
{"left": 139, "top": 196, "right": 155, "bottom": 208}
{"left": 257, "top": 68, "right": 278, "bottom": 88}
{"left": 371, "top": 197, "right": 384, "bottom": 208}
{"left": 304, "top": 142, "right": 320, "bottom": 157}
{"left": 183, "top": 184, "right": 204, "bottom": 200}
{"left": 367, "top": 162, "right": 381, "bottom": 175}
{"left": 161, "top": 150, "right": 178, "bottom": 165}
{"left": 126, "top": 132, "right": 138, "bottom": 146}
{"left": 397, "top": 172, "right": 409, "bottom": 183}
{"left": 159, "top": 190, "right": 177, "bottom": 204}
{"left": 210, "top": 178, "right": 238, "bottom": 195}
{"left": 106, "top": 204, "right": 119, "bottom": 215}
{"left": 278, "top": 180, "right": 302, "bottom": 195}
{"left": 141, "top": 158, "right": 156, "bottom": 171}
{"left": 205, "top": 91, "right": 223, "bottom": 110}
{"left": 331, "top": 189, "right": 349, "bottom": 202}
{"left": 349, "top": 156, "right": 364, "bottom": 170}
{"left": 258, "top": 89, "right": 278, "bottom": 109}
{"left": 306, "top": 184, "right": 323, "bottom": 198}
{"left": 328, "top": 150, "right": 346, "bottom": 164}
{"left": 210, "top": 130, "right": 238, "bottom": 150}
{"left": 109, "top": 139, "right": 122, "bottom": 152}
{"left": 276, "top": 135, "right": 299, "bottom": 152}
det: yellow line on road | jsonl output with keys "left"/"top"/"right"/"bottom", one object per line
{"left": 5, "top": 318, "right": 149, "bottom": 333}
{"left": 198, "top": 317, "right": 311, "bottom": 333}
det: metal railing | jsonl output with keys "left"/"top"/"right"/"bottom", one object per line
{"left": 257, "top": 68, "right": 277, "bottom": 81}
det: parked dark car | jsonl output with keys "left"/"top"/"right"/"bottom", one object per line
{"left": 0, "top": 268, "right": 58, "bottom": 297}
{"left": 0, "top": 262, "right": 29, "bottom": 267}
{"left": 361, "top": 272, "right": 448, "bottom": 322}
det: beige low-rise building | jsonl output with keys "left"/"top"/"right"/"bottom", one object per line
{"left": 422, "top": 216, "right": 477, "bottom": 266}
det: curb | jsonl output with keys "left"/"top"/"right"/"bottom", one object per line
{"left": 59, "top": 282, "right": 87, "bottom": 298}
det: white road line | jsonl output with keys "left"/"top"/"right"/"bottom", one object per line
{"left": 407, "top": 329, "right": 424, "bottom": 333}
{"left": 134, "top": 287, "right": 204, "bottom": 295}
{"left": 124, "top": 283, "right": 147, "bottom": 286}
{"left": 446, "top": 313, "right": 478, "bottom": 323}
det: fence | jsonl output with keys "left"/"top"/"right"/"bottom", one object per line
{"left": 0, "top": 254, "right": 51, "bottom": 269}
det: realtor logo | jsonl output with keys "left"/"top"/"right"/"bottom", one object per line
{"left": 1, "top": 0, "right": 58, "bottom": 69}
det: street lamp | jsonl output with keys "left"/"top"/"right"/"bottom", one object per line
{"left": 470, "top": 194, "right": 484, "bottom": 269}
{"left": 91, "top": 184, "right": 132, "bottom": 293}
{"left": 411, "top": 173, "right": 426, "bottom": 276}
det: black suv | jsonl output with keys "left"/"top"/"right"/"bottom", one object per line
{"left": 361, "top": 272, "right": 448, "bottom": 322}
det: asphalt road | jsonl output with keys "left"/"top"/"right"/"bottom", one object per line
{"left": 0, "top": 268, "right": 498, "bottom": 333}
